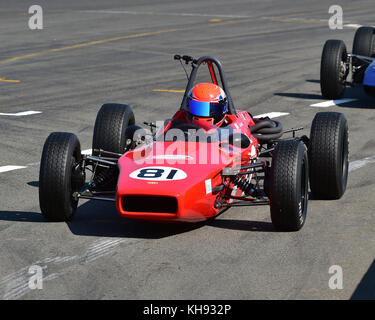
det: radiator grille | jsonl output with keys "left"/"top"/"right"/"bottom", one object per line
{"left": 122, "top": 196, "right": 177, "bottom": 214}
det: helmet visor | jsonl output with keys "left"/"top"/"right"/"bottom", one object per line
{"left": 188, "top": 99, "right": 227, "bottom": 118}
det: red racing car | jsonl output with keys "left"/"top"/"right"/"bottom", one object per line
{"left": 39, "top": 55, "right": 349, "bottom": 231}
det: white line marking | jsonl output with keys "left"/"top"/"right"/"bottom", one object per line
{"left": 0, "top": 165, "right": 27, "bottom": 173}
{"left": 344, "top": 24, "right": 362, "bottom": 28}
{"left": 310, "top": 99, "right": 357, "bottom": 107}
{"left": 349, "top": 155, "right": 375, "bottom": 172}
{"left": 81, "top": 149, "right": 92, "bottom": 155}
{"left": 1, "top": 148, "right": 91, "bottom": 174}
{"left": 0, "top": 111, "right": 42, "bottom": 116}
{"left": 254, "top": 112, "right": 289, "bottom": 118}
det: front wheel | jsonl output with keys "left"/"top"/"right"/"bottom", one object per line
{"left": 92, "top": 103, "right": 135, "bottom": 189}
{"left": 352, "top": 27, "right": 375, "bottom": 83}
{"left": 39, "top": 132, "right": 84, "bottom": 221}
{"left": 269, "top": 140, "right": 309, "bottom": 232}
{"left": 352, "top": 26, "right": 375, "bottom": 57}
{"left": 92, "top": 103, "right": 135, "bottom": 155}
{"left": 320, "top": 40, "right": 348, "bottom": 99}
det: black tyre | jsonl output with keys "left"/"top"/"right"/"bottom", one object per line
{"left": 352, "top": 26, "right": 375, "bottom": 57}
{"left": 309, "top": 112, "right": 349, "bottom": 200}
{"left": 269, "top": 140, "right": 309, "bottom": 232}
{"left": 39, "top": 132, "right": 84, "bottom": 221}
{"left": 92, "top": 103, "right": 135, "bottom": 189}
{"left": 92, "top": 103, "right": 135, "bottom": 155}
{"left": 320, "top": 40, "right": 348, "bottom": 99}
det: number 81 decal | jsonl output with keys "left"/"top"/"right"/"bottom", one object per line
{"left": 129, "top": 167, "right": 187, "bottom": 181}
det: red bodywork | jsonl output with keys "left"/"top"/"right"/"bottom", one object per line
{"left": 116, "top": 110, "right": 259, "bottom": 222}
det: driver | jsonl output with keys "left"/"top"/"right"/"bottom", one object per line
{"left": 186, "top": 82, "right": 228, "bottom": 128}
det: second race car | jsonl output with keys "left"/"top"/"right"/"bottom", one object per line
{"left": 320, "top": 26, "right": 375, "bottom": 99}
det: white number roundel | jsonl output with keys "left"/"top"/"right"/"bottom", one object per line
{"left": 129, "top": 167, "right": 187, "bottom": 181}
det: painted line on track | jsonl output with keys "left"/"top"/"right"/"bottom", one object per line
{"left": 0, "top": 13, "right": 365, "bottom": 67}
{"left": 344, "top": 24, "right": 362, "bottom": 29}
{"left": 0, "top": 149, "right": 91, "bottom": 174}
{"left": 0, "top": 29, "right": 183, "bottom": 65}
{"left": 0, "top": 77, "right": 20, "bottom": 83}
{"left": 0, "top": 18, "right": 253, "bottom": 66}
{"left": 0, "top": 166, "right": 27, "bottom": 173}
{"left": 310, "top": 99, "right": 358, "bottom": 108}
{"left": 78, "top": 11, "right": 366, "bottom": 30}
{"left": 0, "top": 111, "right": 42, "bottom": 116}
{"left": 81, "top": 149, "right": 92, "bottom": 155}
{"left": 349, "top": 155, "right": 375, "bottom": 172}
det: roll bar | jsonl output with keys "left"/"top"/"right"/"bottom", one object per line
{"left": 176, "top": 55, "right": 236, "bottom": 115}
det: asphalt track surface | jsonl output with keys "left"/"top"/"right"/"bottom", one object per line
{"left": 1, "top": 0, "right": 375, "bottom": 300}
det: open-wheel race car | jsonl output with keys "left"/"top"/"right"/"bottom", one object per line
{"left": 39, "top": 55, "right": 349, "bottom": 231}
{"left": 321, "top": 26, "right": 375, "bottom": 99}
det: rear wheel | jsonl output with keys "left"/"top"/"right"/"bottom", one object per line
{"left": 309, "top": 112, "right": 349, "bottom": 199}
{"left": 269, "top": 140, "right": 309, "bottom": 232}
{"left": 39, "top": 132, "right": 84, "bottom": 221}
{"left": 320, "top": 40, "right": 348, "bottom": 99}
